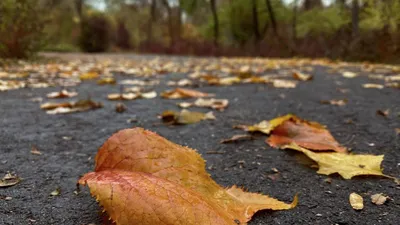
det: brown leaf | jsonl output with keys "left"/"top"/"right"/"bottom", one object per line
{"left": 161, "top": 88, "right": 213, "bottom": 99}
{"left": 267, "top": 115, "right": 347, "bottom": 153}
{"left": 362, "top": 83, "right": 384, "bottom": 89}
{"left": 320, "top": 99, "right": 347, "bottom": 106}
{"left": 80, "top": 72, "right": 99, "bottom": 80}
{"left": 376, "top": 109, "right": 390, "bottom": 117}
{"left": 272, "top": 79, "right": 297, "bottom": 88}
{"left": 221, "top": 134, "right": 253, "bottom": 143}
{"left": 41, "top": 99, "right": 102, "bottom": 114}
{"left": 115, "top": 103, "right": 127, "bottom": 113}
{"left": 79, "top": 128, "right": 297, "bottom": 225}
{"left": 292, "top": 71, "right": 313, "bottom": 81}
{"left": 371, "top": 193, "right": 389, "bottom": 205}
{"left": 31, "top": 145, "right": 42, "bottom": 155}
{"left": 46, "top": 89, "right": 77, "bottom": 98}
{"left": 97, "top": 77, "right": 116, "bottom": 85}
{"left": 160, "top": 110, "right": 215, "bottom": 124}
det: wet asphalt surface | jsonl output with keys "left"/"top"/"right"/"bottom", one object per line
{"left": 0, "top": 55, "right": 399, "bottom": 225}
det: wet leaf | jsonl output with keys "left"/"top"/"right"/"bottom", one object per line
{"left": 41, "top": 99, "right": 102, "bottom": 114}
{"left": 79, "top": 128, "right": 297, "bottom": 225}
{"left": 161, "top": 110, "right": 215, "bottom": 124}
{"left": 363, "top": 83, "right": 384, "bottom": 89}
{"left": 371, "top": 193, "right": 389, "bottom": 205}
{"left": 267, "top": 115, "right": 347, "bottom": 153}
{"left": 349, "top": 193, "right": 364, "bottom": 210}
{"left": 0, "top": 172, "right": 21, "bottom": 188}
{"left": 320, "top": 99, "right": 347, "bottom": 106}
{"left": 272, "top": 79, "right": 297, "bottom": 88}
{"left": 221, "top": 134, "right": 253, "bottom": 143}
{"left": 293, "top": 71, "right": 313, "bottom": 81}
{"left": 161, "top": 88, "right": 213, "bottom": 99}
{"left": 46, "top": 89, "right": 78, "bottom": 98}
{"left": 282, "top": 143, "right": 388, "bottom": 179}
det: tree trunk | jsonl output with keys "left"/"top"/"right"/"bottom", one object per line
{"left": 177, "top": 0, "right": 183, "bottom": 42}
{"left": 292, "top": 0, "right": 298, "bottom": 41}
{"left": 147, "top": 0, "right": 157, "bottom": 44}
{"left": 265, "top": 0, "right": 277, "bottom": 36}
{"left": 74, "top": 0, "right": 83, "bottom": 21}
{"left": 351, "top": 0, "right": 359, "bottom": 37}
{"left": 303, "top": 0, "right": 322, "bottom": 10}
{"left": 161, "top": 0, "right": 174, "bottom": 48}
{"left": 251, "top": 0, "right": 261, "bottom": 43}
{"left": 210, "top": 0, "right": 219, "bottom": 47}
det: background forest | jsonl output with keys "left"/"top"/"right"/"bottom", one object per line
{"left": 1, "top": 0, "right": 400, "bottom": 62}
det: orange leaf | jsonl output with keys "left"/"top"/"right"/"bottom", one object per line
{"left": 161, "top": 88, "right": 213, "bottom": 99}
{"left": 79, "top": 128, "right": 297, "bottom": 225}
{"left": 266, "top": 116, "right": 347, "bottom": 153}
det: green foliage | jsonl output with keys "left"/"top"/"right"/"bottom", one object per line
{"left": 79, "top": 13, "right": 112, "bottom": 52}
{"left": 297, "top": 5, "right": 350, "bottom": 37}
{"left": 360, "top": 0, "right": 400, "bottom": 32}
{"left": 0, "top": 0, "right": 47, "bottom": 58}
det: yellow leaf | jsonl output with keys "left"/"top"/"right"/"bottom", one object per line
{"left": 236, "top": 114, "right": 294, "bottom": 134}
{"left": 349, "top": 193, "right": 364, "bottom": 210}
{"left": 79, "top": 128, "right": 297, "bottom": 225}
{"left": 282, "top": 143, "right": 385, "bottom": 179}
{"left": 79, "top": 72, "right": 99, "bottom": 80}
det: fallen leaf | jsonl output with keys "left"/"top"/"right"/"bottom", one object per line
{"left": 342, "top": 71, "right": 358, "bottom": 78}
{"left": 362, "top": 83, "right": 384, "bottom": 89}
{"left": 167, "top": 78, "right": 193, "bottom": 86}
{"left": 115, "top": 103, "right": 126, "bottom": 113}
{"left": 50, "top": 187, "right": 61, "bottom": 196}
{"left": 161, "top": 110, "right": 215, "bottom": 124}
{"left": 396, "top": 128, "right": 400, "bottom": 135}
{"left": 41, "top": 99, "right": 102, "bottom": 114}
{"left": 97, "top": 77, "right": 116, "bottom": 85}
{"left": 80, "top": 72, "right": 99, "bottom": 80}
{"left": 320, "top": 99, "right": 347, "bottom": 106}
{"left": 31, "top": 145, "right": 42, "bottom": 155}
{"left": 293, "top": 71, "right": 313, "bottom": 81}
{"left": 177, "top": 102, "right": 193, "bottom": 108}
{"left": 349, "top": 193, "right": 364, "bottom": 210}
{"left": 107, "top": 93, "right": 138, "bottom": 100}
{"left": 221, "top": 134, "right": 253, "bottom": 143}
{"left": 236, "top": 114, "right": 294, "bottom": 135}
{"left": 161, "top": 88, "right": 212, "bottom": 99}
{"left": 0, "top": 172, "right": 21, "bottom": 188}
{"left": 376, "top": 109, "right": 389, "bottom": 117}
{"left": 267, "top": 115, "right": 347, "bottom": 153}
{"left": 140, "top": 91, "right": 157, "bottom": 99}
{"left": 371, "top": 193, "right": 389, "bottom": 205}
{"left": 386, "top": 82, "right": 399, "bottom": 89}
{"left": 79, "top": 128, "right": 297, "bottom": 225}
{"left": 46, "top": 89, "right": 78, "bottom": 98}
{"left": 282, "top": 143, "right": 389, "bottom": 180}
{"left": 272, "top": 79, "right": 297, "bottom": 88}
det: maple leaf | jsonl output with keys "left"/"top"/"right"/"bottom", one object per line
{"left": 266, "top": 115, "right": 347, "bottom": 153}
{"left": 79, "top": 128, "right": 297, "bottom": 225}
{"left": 282, "top": 143, "right": 389, "bottom": 179}
{"left": 235, "top": 114, "right": 294, "bottom": 135}
{"left": 161, "top": 88, "right": 213, "bottom": 99}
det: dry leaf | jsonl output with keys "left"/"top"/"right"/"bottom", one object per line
{"left": 293, "top": 71, "right": 313, "bottom": 81}
{"left": 41, "top": 99, "right": 102, "bottom": 114}
{"left": 342, "top": 71, "right": 358, "bottom": 78}
{"left": 267, "top": 115, "right": 347, "bottom": 153}
{"left": 79, "top": 128, "right": 297, "bottom": 225}
{"left": 115, "top": 103, "right": 126, "bottom": 113}
{"left": 97, "top": 77, "right": 116, "bottom": 85}
{"left": 363, "top": 83, "right": 384, "bottom": 89}
{"left": 167, "top": 79, "right": 193, "bottom": 86}
{"left": 221, "top": 134, "right": 253, "bottom": 143}
{"left": 396, "top": 128, "right": 400, "bottom": 135}
{"left": 177, "top": 102, "right": 193, "bottom": 108}
{"left": 50, "top": 187, "right": 61, "bottom": 196}
{"left": 108, "top": 91, "right": 156, "bottom": 101}
{"left": 161, "top": 110, "right": 215, "bottom": 124}
{"left": 371, "top": 193, "right": 389, "bottom": 205}
{"left": 46, "top": 89, "right": 78, "bottom": 99}
{"left": 161, "top": 88, "right": 212, "bottom": 99}
{"left": 236, "top": 114, "right": 294, "bottom": 135}
{"left": 194, "top": 98, "right": 229, "bottom": 111}
{"left": 320, "top": 99, "right": 347, "bottom": 106}
{"left": 282, "top": 143, "right": 388, "bottom": 179}
{"left": 349, "top": 193, "right": 364, "bottom": 210}
{"left": 31, "top": 146, "right": 42, "bottom": 155}
{"left": 80, "top": 72, "right": 99, "bottom": 80}
{"left": 272, "top": 79, "right": 297, "bottom": 88}
{"left": 376, "top": 109, "right": 389, "bottom": 117}
{"left": 0, "top": 172, "right": 21, "bottom": 188}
